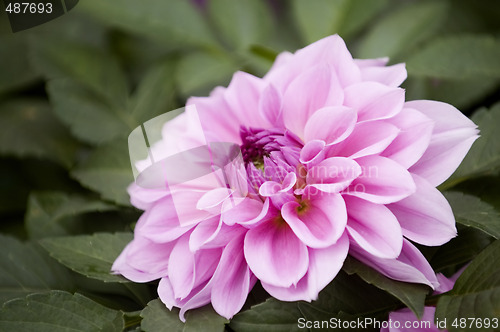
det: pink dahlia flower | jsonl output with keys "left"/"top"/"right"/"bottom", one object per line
{"left": 112, "top": 35, "right": 478, "bottom": 320}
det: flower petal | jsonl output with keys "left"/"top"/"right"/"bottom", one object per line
{"left": 304, "top": 106, "right": 357, "bottom": 145}
{"left": 282, "top": 189, "right": 347, "bottom": 248}
{"left": 300, "top": 140, "right": 326, "bottom": 166}
{"left": 343, "top": 82, "right": 404, "bottom": 122}
{"left": 282, "top": 64, "right": 341, "bottom": 139}
{"left": 358, "top": 62, "right": 407, "bottom": 87}
{"left": 222, "top": 197, "right": 270, "bottom": 227}
{"left": 135, "top": 196, "right": 196, "bottom": 243}
{"left": 128, "top": 183, "right": 168, "bottom": 210}
{"left": 329, "top": 121, "right": 400, "bottom": 159}
{"left": 294, "top": 35, "right": 362, "bottom": 87}
{"left": 407, "top": 100, "right": 479, "bottom": 186}
{"left": 388, "top": 174, "right": 456, "bottom": 246}
{"left": 388, "top": 307, "right": 439, "bottom": 332}
{"left": 189, "top": 216, "right": 244, "bottom": 251}
{"left": 306, "top": 157, "right": 361, "bottom": 193}
{"left": 345, "top": 196, "right": 402, "bottom": 259}
{"left": 346, "top": 156, "right": 416, "bottom": 204}
{"left": 259, "top": 83, "right": 283, "bottom": 127}
{"left": 112, "top": 236, "right": 173, "bottom": 283}
{"left": 244, "top": 220, "right": 309, "bottom": 287}
{"left": 381, "top": 108, "right": 434, "bottom": 168}
{"left": 168, "top": 236, "right": 196, "bottom": 300}
{"left": 225, "top": 71, "right": 270, "bottom": 129}
{"left": 168, "top": 237, "right": 221, "bottom": 300}
{"left": 263, "top": 233, "right": 349, "bottom": 302}
{"left": 350, "top": 239, "right": 439, "bottom": 289}
{"left": 211, "top": 234, "right": 254, "bottom": 319}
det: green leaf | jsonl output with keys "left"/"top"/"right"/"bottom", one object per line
{"left": 141, "top": 300, "right": 228, "bottom": 332}
{"left": 0, "top": 291, "right": 124, "bottom": 332}
{"left": 444, "top": 192, "right": 500, "bottom": 239}
{"left": 302, "top": 270, "right": 399, "bottom": 317}
{"left": 336, "top": 0, "right": 389, "bottom": 39}
{"left": 343, "top": 257, "right": 429, "bottom": 318}
{"left": 292, "top": 0, "right": 350, "bottom": 44}
{"left": 230, "top": 298, "right": 304, "bottom": 332}
{"left": 175, "top": 51, "right": 239, "bottom": 97}
{"left": 407, "top": 35, "right": 500, "bottom": 79}
{"left": 47, "top": 79, "right": 135, "bottom": 144}
{"left": 436, "top": 240, "right": 500, "bottom": 330}
{"left": 79, "top": 0, "right": 218, "bottom": 50}
{"left": 358, "top": 1, "right": 448, "bottom": 59}
{"left": 39, "top": 232, "right": 133, "bottom": 283}
{"left": 30, "top": 37, "right": 128, "bottom": 103}
{"left": 0, "top": 99, "right": 79, "bottom": 168}
{"left": 25, "top": 191, "right": 116, "bottom": 240}
{"left": 0, "top": 35, "right": 39, "bottom": 94}
{"left": 405, "top": 77, "right": 500, "bottom": 110}
{"left": 0, "top": 235, "right": 74, "bottom": 304}
{"left": 209, "top": 0, "right": 272, "bottom": 50}
{"left": 47, "top": 59, "right": 177, "bottom": 145}
{"left": 292, "top": 0, "right": 389, "bottom": 44}
{"left": 129, "top": 59, "right": 177, "bottom": 124}
{"left": 447, "top": 103, "right": 500, "bottom": 184}
{"left": 72, "top": 139, "right": 133, "bottom": 206}
{"left": 431, "top": 226, "right": 494, "bottom": 272}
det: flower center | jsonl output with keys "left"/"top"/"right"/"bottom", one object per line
{"left": 239, "top": 127, "right": 281, "bottom": 167}
{"left": 239, "top": 126, "right": 303, "bottom": 195}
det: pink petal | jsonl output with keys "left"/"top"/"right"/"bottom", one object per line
{"left": 135, "top": 197, "right": 195, "bottom": 243}
{"left": 381, "top": 108, "right": 434, "bottom": 168}
{"left": 225, "top": 71, "right": 270, "bottom": 129}
{"left": 294, "top": 35, "right": 362, "bottom": 87}
{"left": 189, "top": 216, "right": 220, "bottom": 251}
{"left": 158, "top": 277, "right": 185, "bottom": 311}
{"left": 259, "top": 83, "right": 283, "bottom": 127}
{"left": 282, "top": 64, "right": 341, "bottom": 139}
{"left": 358, "top": 63, "right": 407, "bottom": 87}
{"left": 345, "top": 196, "right": 403, "bottom": 259}
{"left": 187, "top": 90, "right": 241, "bottom": 143}
{"left": 346, "top": 156, "right": 416, "bottom": 204}
{"left": 244, "top": 220, "right": 309, "bottom": 287}
{"left": 281, "top": 189, "right": 347, "bottom": 248}
{"left": 350, "top": 239, "right": 439, "bottom": 289}
{"left": 407, "top": 100, "right": 479, "bottom": 186}
{"left": 168, "top": 236, "right": 196, "bottom": 300}
{"left": 306, "top": 157, "right": 361, "bottom": 193}
{"left": 178, "top": 281, "right": 213, "bottom": 322}
{"left": 196, "top": 187, "right": 233, "bottom": 213}
{"left": 304, "top": 106, "right": 357, "bottom": 145}
{"left": 112, "top": 236, "right": 173, "bottom": 282}
{"left": 168, "top": 238, "right": 220, "bottom": 301}
{"left": 388, "top": 307, "right": 439, "bottom": 331}
{"left": 387, "top": 174, "right": 456, "bottom": 246}
{"left": 259, "top": 181, "right": 284, "bottom": 196}
{"left": 263, "top": 233, "right": 349, "bottom": 301}
{"left": 343, "top": 82, "right": 404, "bottom": 122}
{"left": 222, "top": 197, "right": 270, "bottom": 227}
{"left": 300, "top": 140, "right": 326, "bottom": 166}
{"left": 329, "top": 121, "right": 400, "bottom": 159}
{"left": 211, "top": 235, "right": 254, "bottom": 319}
{"left": 127, "top": 183, "right": 168, "bottom": 210}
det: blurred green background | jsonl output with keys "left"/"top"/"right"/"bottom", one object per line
{"left": 1, "top": 0, "right": 500, "bottom": 330}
